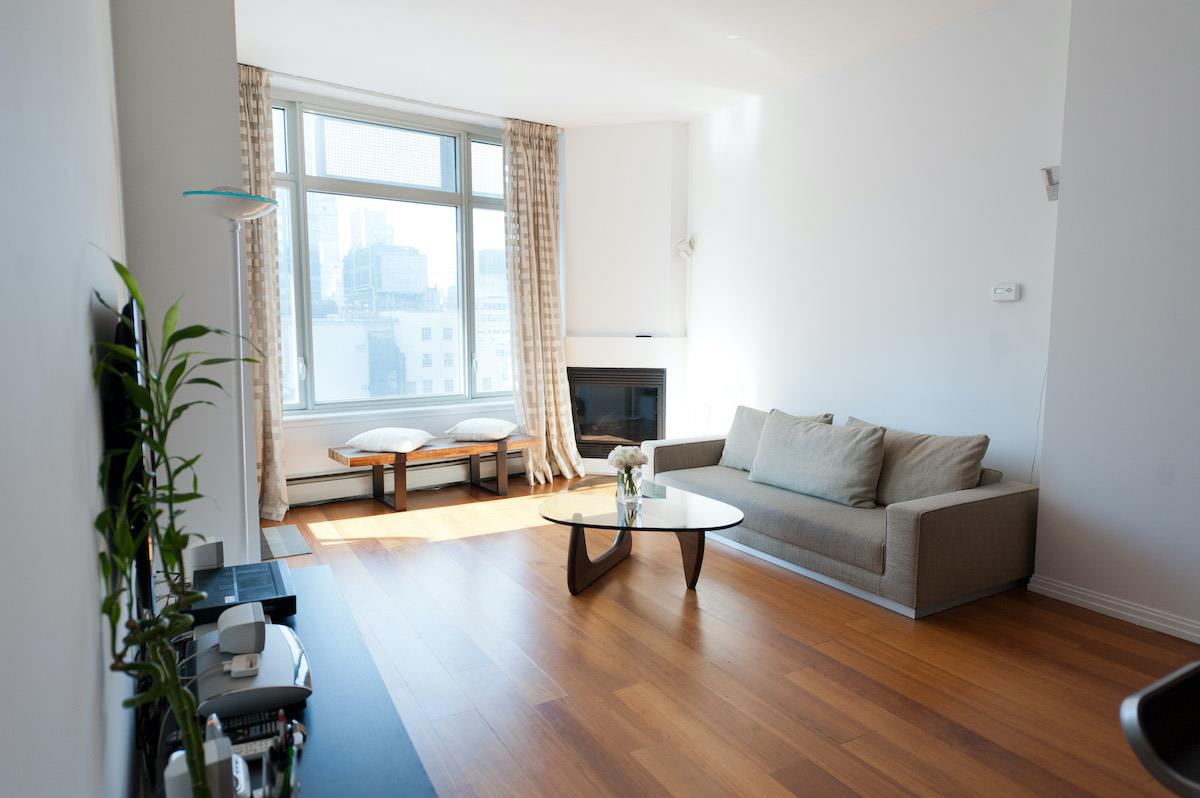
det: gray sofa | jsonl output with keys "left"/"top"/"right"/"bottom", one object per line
{"left": 642, "top": 434, "right": 1038, "bottom": 617}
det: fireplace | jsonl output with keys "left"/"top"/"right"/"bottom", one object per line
{"left": 567, "top": 367, "right": 666, "bottom": 458}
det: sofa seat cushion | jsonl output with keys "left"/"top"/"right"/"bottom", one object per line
{"left": 657, "top": 465, "right": 885, "bottom": 574}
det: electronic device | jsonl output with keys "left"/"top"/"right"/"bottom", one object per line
{"left": 189, "top": 539, "right": 226, "bottom": 572}
{"left": 992, "top": 283, "right": 1021, "bottom": 302}
{"left": 164, "top": 716, "right": 243, "bottom": 798}
{"left": 218, "top": 601, "right": 266, "bottom": 654}
{"left": 191, "top": 561, "right": 297, "bottom": 624}
{"left": 193, "top": 624, "right": 312, "bottom": 717}
{"left": 164, "top": 708, "right": 286, "bottom": 753}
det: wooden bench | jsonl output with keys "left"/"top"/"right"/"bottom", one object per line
{"left": 327, "top": 433, "right": 541, "bottom": 511}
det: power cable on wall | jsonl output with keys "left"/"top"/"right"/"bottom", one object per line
{"left": 1028, "top": 364, "right": 1049, "bottom": 483}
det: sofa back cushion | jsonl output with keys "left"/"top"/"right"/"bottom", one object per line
{"left": 719, "top": 406, "right": 832, "bottom": 471}
{"left": 848, "top": 417, "right": 989, "bottom": 504}
{"left": 978, "top": 467, "right": 1004, "bottom": 486}
{"left": 749, "top": 412, "right": 884, "bottom": 508}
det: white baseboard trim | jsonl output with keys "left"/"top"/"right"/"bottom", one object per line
{"left": 1028, "top": 574, "right": 1200, "bottom": 644}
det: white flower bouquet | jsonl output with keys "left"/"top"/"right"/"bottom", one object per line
{"left": 608, "top": 445, "right": 648, "bottom": 503}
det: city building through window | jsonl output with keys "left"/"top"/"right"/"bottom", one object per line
{"left": 272, "top": 100, "right": 512, "bottom": 410}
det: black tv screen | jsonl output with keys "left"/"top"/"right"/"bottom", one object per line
{"left": 98, "top": 299, "right": 154, "bottom": 617}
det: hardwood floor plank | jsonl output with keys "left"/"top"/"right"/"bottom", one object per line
{"left": 267, "top": 478, "right": 1199, "bottom": 797}
{"left": 770, "top": 759, "right": 865, "bottom": 798}
{"left": 613, "top": 682, "right": 796, "bottom": 797}
{"left": 536, "top": 696, "right": 666, "bottom": 797}
{"left": 842, "top": 732, "right": 979, "bottom": 797}
{"left": 785, "top": 667, "right": 1049, "bottom": 798}
{"left": 816, "top": 633, "right": 1149, "bottom": 796}
{"left": 631, "top": 745, "right": 735, "bottom": 798}
{"left": 432, "top": 709, "right": 544, "bottom": 798}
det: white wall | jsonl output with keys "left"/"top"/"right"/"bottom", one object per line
{"left": 686, "top": 0, "right": 1069, "bottom": 479}
{"left": 0, "top": 1, "right": 132, "bottom": 794}
{"left": 1031, "top": 1, "right": 1200, "bottom": 642}
{"left": 111, "top": 0, "right": 257, "bottom": 563}
{"left": 563, "top": 123, "right": 689, "bottom": 337}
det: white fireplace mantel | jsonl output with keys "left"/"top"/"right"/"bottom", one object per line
{"left": 564, "top": 336, "right": 691, "bottom": 473}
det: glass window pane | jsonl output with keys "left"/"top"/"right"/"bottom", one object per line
{"left": 471, "top": 141, "right": 503, "bottom": 198}
{"left": 274, "top": 185, "right": 301, "bottom": 406}
{"left": 272, "top": 107, "right": 287, "bottom": 174}
{"left": 472, "top": 207, "right": 512, "bottom": 393}
{"left": 306, "top": 192, "right": 462, "bottom": 403}
{"left": 303, "top": 112, "right": 456, "bottom": 192}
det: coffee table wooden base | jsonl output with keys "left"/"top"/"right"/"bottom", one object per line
{"left": 566, "top": 526, "right": 707, "bottom": 595}
{"left": 567, "top": 526, "right": 632, "bottom": 595}
{"left": 675, "top": 530, "right": 705, "bottom": 590}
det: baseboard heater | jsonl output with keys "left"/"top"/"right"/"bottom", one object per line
{"left": 286, "top": 452, "right": 527, "bottom": 508}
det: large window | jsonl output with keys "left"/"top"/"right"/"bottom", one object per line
{"left": 272, "top": 98, "right": 511, "bottom": 411}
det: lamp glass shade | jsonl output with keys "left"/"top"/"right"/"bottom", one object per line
{"left": 182, "top": 187, "right": 278, "bottom": 221}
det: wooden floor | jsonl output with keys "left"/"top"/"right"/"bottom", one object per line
{"left": 267, "top": 477, "right": 1197, "bottom": 797}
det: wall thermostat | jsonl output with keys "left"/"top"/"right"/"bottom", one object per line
{"left": 992, "top": 283, "right": 1021, "bottom": 302}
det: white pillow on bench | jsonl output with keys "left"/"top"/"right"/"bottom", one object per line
{"left": 445, "top": 417, "right": 517, "bottom": 441}
{"left": 345, "top": 427, "right": 433, "bottom": 453}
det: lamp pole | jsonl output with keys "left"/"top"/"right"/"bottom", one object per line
{"left": 183, "top": 188, "right": 278, "bottom": 564}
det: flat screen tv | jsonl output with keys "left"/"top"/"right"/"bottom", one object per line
{"left": 98, "top": 298, "right": 155, "bottom": 617}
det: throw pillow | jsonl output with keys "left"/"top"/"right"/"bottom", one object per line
{"left": 345, "top": 427, "right": 433, "bottom": 453}
{"left": 749, "top": 412, "right": 884, "bottom": 507}
{"left": 719, "top": 406, "right": 833, "bottom": 471}
{"left": 848, "top": 417, "right": 989, "bottom": 504}
{"left": 445, "top": 417, "right": 517, "bottom": 441}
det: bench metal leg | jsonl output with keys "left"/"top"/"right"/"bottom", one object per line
{"left": 495, "top": 438, "right": 508, "bottom": 495}
{"left": 469, "top": 438, "right": 509, "bottom": 496}
{"left": 393, "top": 452, "right": 407, "bottom": 511}
{"left": 370, "top": 453, "right": 407, "bottom": 511}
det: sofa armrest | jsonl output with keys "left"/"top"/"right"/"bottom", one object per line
{"left": 641, "top": 436, "right": 726, "bottom": 478}
{"left": 883, "top": 481, "right": 1039, "bottom": 611}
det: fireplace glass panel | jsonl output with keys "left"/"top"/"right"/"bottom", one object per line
{"left": 573, "top": 385, "right": 659, "bottom": 448}
{"left": 567, "top": 367, "right": 666, "bottom": 457}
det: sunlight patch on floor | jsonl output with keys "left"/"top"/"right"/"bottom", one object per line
{"left": 306, "top": 492, "right": 553, "bottom": 543}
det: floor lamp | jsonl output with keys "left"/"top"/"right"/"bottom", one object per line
{"left": 182, "top": 187, "right": 278, "bottom": 564}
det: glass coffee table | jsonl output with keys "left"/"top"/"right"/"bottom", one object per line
{"left": 539, "top": 479, "right": 744, "bottom": 595}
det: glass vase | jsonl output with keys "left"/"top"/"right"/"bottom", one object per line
{"left": 617, "top": 465, "right": 643, "bottom": 505}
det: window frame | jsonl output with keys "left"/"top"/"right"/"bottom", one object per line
{"left": 270, "top": 89, "right": 509, "bottom": 415}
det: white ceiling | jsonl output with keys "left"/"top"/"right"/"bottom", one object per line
{"left": 236, "top": 0, "right": 1002, "bottom": 128}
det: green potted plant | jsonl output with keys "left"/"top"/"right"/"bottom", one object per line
{"left": 94, "top": 259, "right": 251, "bottom": 798}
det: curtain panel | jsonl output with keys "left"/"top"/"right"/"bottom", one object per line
{"left": 238, "top": 64, "right": 289, "bottom": 521}
{"left": 503, "top": 119, "right": 585, "bottom": 483}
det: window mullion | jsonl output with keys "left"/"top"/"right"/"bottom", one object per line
{"left": 288, "top": 99, "right": 317, "bottom": 412}
{"left": 461, "top": 131, "right": 477, "bottom": 400}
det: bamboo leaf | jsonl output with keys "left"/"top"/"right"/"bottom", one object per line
{"left": 165, "top": 324, "right": 211, "bottom": 349}
{"left": 119, "top": 374, "right": 153, "bottom": 413}
{"left": 162, "top": 299, "right": 180, "bottom": 346}
{"left": 185, "top": 377, "right": 223, "bottom": 390}
{"left": 111, "top": 260, "right": 145, "bottom": 312}
{"left": 165, "top": 360, "right": 188, "bottom": 395}
{"left": 95, "top": 341, "right": 140, "bottom": 362}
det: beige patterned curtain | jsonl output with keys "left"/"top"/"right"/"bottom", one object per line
{"left": 504, "top": 119, "right": 585, "bottom": 483}
{"left": 238, "top": 64, "right": 289, "bottom": 521}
